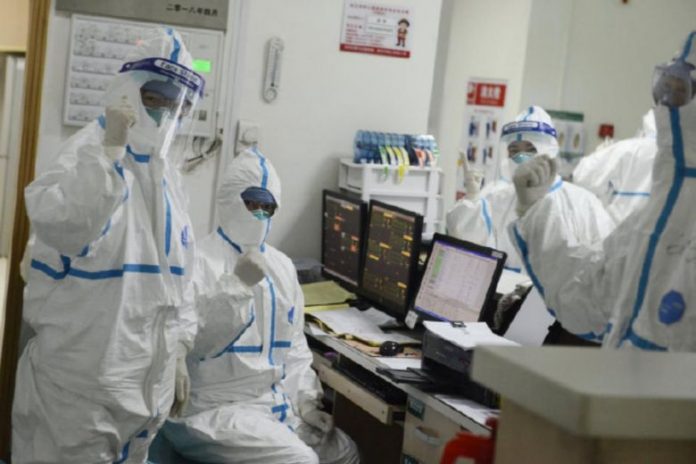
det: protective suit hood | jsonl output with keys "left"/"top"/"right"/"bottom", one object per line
{"left": 652, "top": 31, "right": 696, "bottom": 191}
{"left": 501, "top": 105, "right": 559, "bottom": 159}
{"left": 102, "top": 28, "right": 203, "bottom": 160}
{"left": 217, "top": 147, "right": 282, "bottom": 250}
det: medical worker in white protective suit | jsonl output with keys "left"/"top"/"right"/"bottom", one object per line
{"left": 447, "top": 106, "right": 614, "bottom": 343}
{"left": 163, "top": 148, "right": 359, "bottom": 464}
{"left": 12, "top": 28, "right": 203, "bottom": 463}
{"left": 508, "top": 31, "right": 696, "bottom": 350}
{"left": 573, "top": 109, "right": 658, "bottom": 223}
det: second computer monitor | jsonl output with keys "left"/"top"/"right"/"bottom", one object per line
{"left": 414, "top": 233, "right": 506, "bottom": 323}
{"left": 360, "top": 200, "right": 423, "bottom": 320}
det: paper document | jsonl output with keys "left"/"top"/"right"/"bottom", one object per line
{"left": 436, "top": 394, "right": 499, "bottom": 426}
{"left": 423, "top": 321, "right": 518, "bottom": 350}
{"left": 378, "top": 357, "right": 422, "bottom": 370}
{"left": 301, "top": 281, "right": 355, "bottom": 307}
{"left": 307, "top": 307, "right": 420, "bottom": 346}
{"left": 305, "top": 303, "right": 350, "bottom": 314}
{"left": 503, "top": 287, "right": 555, "bottom": 346}
{"left": 496, "top": 269, "right": 532, "bottom": 295}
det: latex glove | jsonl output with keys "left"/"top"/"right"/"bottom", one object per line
{"left": 302, "top": 407, "right": 334, "bottom": 433}
{"left": 513, "top": 154, "right": 557, "bottom": 217}
{"left": 460, "top": 150, "right": 484, "bottom": 201}
{"left": 103, "top": 97, "right": 137, "bottom": 160}
{"left": 234, "top": 249, "right": 268, "bottom": 287}
{"left": 170, "top": 343, "right": 190, "bottom": 418}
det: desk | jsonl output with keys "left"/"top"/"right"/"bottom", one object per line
{"left": 305, "top": 324, "right": 495, "bottom": 464}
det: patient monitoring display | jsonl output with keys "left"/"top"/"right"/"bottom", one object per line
{"left": 360, "top": 201, "right": 422, "bottom": 318}
{"left": 415, "top": 237, "right": 502, "bottom": 322}
{"left": 322, "top": 191, "right": 365, "bottom": 287}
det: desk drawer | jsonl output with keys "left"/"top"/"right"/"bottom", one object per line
{"left": 402, "top": 397, "right": 464, "bottom": 464}
{"left": 315, "top": 363, "right": 405, "bottom": 425}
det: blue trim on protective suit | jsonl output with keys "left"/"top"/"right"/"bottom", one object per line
{"left": 166, "top": 28, "right": 181, "bottom": 63}
{"left": 678, "top": 31, "right": 696, "bottom": 60}
{"left": 163, "top": 180, "right": 172, "bottom": 256}
{"left": 267, "top": 276, "right": 278, "bottom": 365}
{"left": 136, "top": 429, "right": 148, "bottom": 439}
{"left": 170, "top": 266, "right": 185, "bottom": 275}
{"left": 253, "top": 146, "right": 269, "bottom": 189}
{"left": 126, "top": 145, "right": 151, "bottom": 163}
{"left": 272, "top": 341, "right": 292, "bottom": 348}
{"left": 288, "top": 305, "right": 295, "bottom": 324}
{"left": 272, "top": 403, "right": 289, "bottom": 422}
{"left": 549, "top": 178, "right": 563, "bottom": 193}
{"left": 512, "top": 225, "right": 546, "bottom": 298}
{"left": 685, "top": 167, "right": 696, "bottom": 177}
{"left": 113, "top": 441, "right": 130, "bottom": 464}
{"left": 620, "top": 106, "right": 688, "bottom": 349}
{"left": 504, "top": 265, "right": 522, "bottom": 273}
{"left": 31, "top": 259, "right": 172, "bottom": 280}
{"left": 481, "top": 198, "right": 492, "bottom": 236}
{"left": 217, "top": 226, "right": 242, "bottom": 254}
{"left": 522, "top": 106, "right": 534, "bottom": 121}
{"left": 211, "top": 305, "right": 257, "bottom": 359}
{"left": 625, "top": 328, "right": 667, "bottom": 351}
{"left": 612, "top": 191, "right": 650, "bottom": 197}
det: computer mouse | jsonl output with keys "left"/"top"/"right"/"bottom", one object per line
{"left": 379, "top": 340, "right": 404, "bottom": 357}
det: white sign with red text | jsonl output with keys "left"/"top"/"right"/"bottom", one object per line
{"left": 340, "top": 1, "right": 412, "bottom": 58}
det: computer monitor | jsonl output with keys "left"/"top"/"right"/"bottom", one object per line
{"left": 414, "top": 233, "right": 506, "bottom": 323}
{"left": 359, "top": 200, "right": 423, "bottom": 320}
{"left": 321, "top": 190, "right": 367, "bottom": 289}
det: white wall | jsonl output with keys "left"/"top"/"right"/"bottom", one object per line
{"left": 430, "top": 0, "right": 533, "bottom": 215}
{"left": 559, "top": 0, "right": 696, "bottom": 143}
{"left": 36, "top": 0, "right": 443, "bottom": 260}
{"left": 232, "top": 0, "right": 443, "bottom": 259}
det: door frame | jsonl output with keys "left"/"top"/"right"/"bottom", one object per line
{"left": 0, "top": 0, "right": 50, "bottom": 459}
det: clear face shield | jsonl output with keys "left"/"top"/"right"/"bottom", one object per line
{"left": 652, "top": 59, "right": 696, "bottom": 108}
{"left": 103, "top": 57, "right": 205, "bottom": 163}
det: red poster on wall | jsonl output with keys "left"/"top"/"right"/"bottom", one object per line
{"left": 466, "top": 81, "right": 507, "bottom": 107}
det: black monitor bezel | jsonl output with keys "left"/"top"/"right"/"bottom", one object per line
{"left": 321, "top": 189, "right": 367, "bottom": 292}
{"left": 358, "top": 199, "right": 424, "bottom": 321}
{"left": 413, "top": 232, "right": 507, "bottom": 325}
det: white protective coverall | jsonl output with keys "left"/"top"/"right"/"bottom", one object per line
{"left": 446, "top": 106, "right": 614, "bottom": 274}
{"left": 573, "top": 110, "right": 658, "bottom": 224}
{"left": 164, "top": 148, "right": 359, "bottom": 464}
{"left": 12, "top": 29, "right": 202, "bottom": 463}
{"left": 508, "top": 32, "right": 696, "bottom": 350}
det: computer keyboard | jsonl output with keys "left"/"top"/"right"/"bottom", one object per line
{"left": 335, "top": 356, "right": 407, "bottom": 405}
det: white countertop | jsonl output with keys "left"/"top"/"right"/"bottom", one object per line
{"left": 472, "top": 346, "right": 696, "bottom": 439}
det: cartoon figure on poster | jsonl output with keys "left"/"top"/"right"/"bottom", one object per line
{"left": 396, "top": 18, "right": 410, "bottom": 47}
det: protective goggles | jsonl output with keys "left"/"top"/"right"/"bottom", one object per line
{"left": 501, "top": 120, "right": 557, "bottom": 141}
{"left": 241, "top": 187, "right": 277, "bottom": 217}
{"left": 140, "top": 86, "right": 193, "bottom": 117}
{"left": 652, "top": 59, "right": 696, "bottom": 108}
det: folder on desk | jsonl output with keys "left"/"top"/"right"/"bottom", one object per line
{"left": 301, "top": 281, "right": 356, "bottom": 307}
{"left": 306, "top": 307, "right": 420, "bottom": 347}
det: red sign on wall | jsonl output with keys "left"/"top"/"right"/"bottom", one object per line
{"left": 466, "top": 81, "right": 507, "bottom": 107}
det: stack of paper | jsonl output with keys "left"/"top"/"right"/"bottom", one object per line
{"left": 301, "top": 281, "right": 356, "bottom": 312}
{"left": 307, "top": 307, "right": 420, "bottom": 347}
{"left": 423, "top": 321, "right": 518, "bottom": 350}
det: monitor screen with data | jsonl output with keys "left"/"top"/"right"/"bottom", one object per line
{"left": 321, "top": 190, "right": 366, "bottom": 289}
{"left": 415, "top": 234, "right": 506, "bottom": 322}
{"left": 359, "top": 200, "right": 423, "bottom": 320}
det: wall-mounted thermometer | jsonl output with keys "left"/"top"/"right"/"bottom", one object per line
{"left": 263, "top": 37, "right": 284, "bottom": 103}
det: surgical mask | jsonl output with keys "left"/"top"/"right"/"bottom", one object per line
{"left": 145, "top": 107, "right": 169, "bottom": 126}
{"left": 251, "top": 209, "right": 271, "bottom": 220}
{"left": 511, "top": 152, "right": 534, "bottom": 165}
